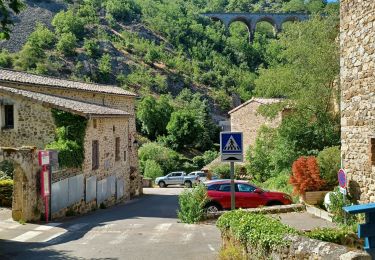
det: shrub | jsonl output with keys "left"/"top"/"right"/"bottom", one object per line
{"left": 306, "top": 227, "right": 357, "bottom": 246}
{"left": 138, "top": 142, "right": 182, "bottom": 175}
{"left": 0, "top": 179, "right": 13, "bottom": 207}
{"left": 329, "top": 187, "right": 357, "bottom": 225}
{"left": 317, "top": 146, "right": 340, "bottom": 189}
{"left": 143, "top": 160, "right": 163, "bottom": 181}
{"left": 52, "top": 9, "right": 84, "bottom": 37}
{"left": 98, "top": 53, "right": 112, "bottom": 82}
{"left": 261, "top": 170, "right": 294, "bottom": 197}
{"left": 83, "top": 38, "right": 100, "bottom": 58}
{"left": 210, "top": 164, "right": 242, "bottom": 179}
{"left": 56, "top": 33, "right": 77, "bottom": 56}
{"left": 217, "top": 210, "right": 299, "bottom": 256}
{"left": 0, "top": 49, "right": 13, "bottom": 68}
{"left": 177, "top": 184, "right": 208, "bottom": 223}
{"left": 0, "top": 160, "right": 14, "bottom": 179}
{"left": 105, "top": 0, "right": 141, "bottom": 22}
{"left": 289, "top": 156, "right": 325, "bottom": 195}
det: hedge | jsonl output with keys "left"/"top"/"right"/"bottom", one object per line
{"left": 0, "top": 179, "right": 13, "bottom": 207}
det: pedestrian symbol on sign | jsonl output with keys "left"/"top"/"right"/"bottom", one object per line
{"left": 223, "top": 136, "right": 241, "bottom": 152}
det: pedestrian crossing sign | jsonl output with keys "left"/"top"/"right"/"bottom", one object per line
{"left": 220, "top": 132, "right": 243, "bottom": 162}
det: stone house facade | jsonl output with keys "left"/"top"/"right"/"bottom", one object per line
{"left": 203, "top": 98, "right": 282, "bottom": 171}
{"left": 0, "top": 69, "right": 141, "bottom": 219}
{"left": 228, "top": 98, "right": 283, "bottom": 155}
{"left": 341, "top": 1, "right": 375, "bottom": 202}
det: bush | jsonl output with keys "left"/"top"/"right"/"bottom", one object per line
{"left": 0, "top": 160, "right": 14, "bottom": 179}
{"left": 289, "top": 156, "right": 325, "bottom": 195}
{"left": 261, "top": 170, "right": 294, "bottom": 196}
{"left": 52, "top": 9, "right": 84, "bottom": 37}
{"left": 143, "top": 160, "right": 163, "bottom": 181}
{"left": 0, "top": 49, "right": 13, "bottom": 68}
{"left": 177, "top": 184, "right": 208, "bottom": 223}
{"left": 317, "top": 146, "right": 340, "bottom": 189}
{"left": 0, "top": 179, "right": 13, "bottom": 207}
{"left": 98, "top": 54, "right": 112, "bottom": 82}
{"left": 210, "top": 164, "right": 242, "bottom": 179}
{"left": 56, "top": 33, "right": 77, "bottom": 56}
{"left": 329, "top": 188, "right": 357, "bottom": 225}
{"left": 138, "top": 142, "right": 182, "bottom": 175}
{"left": 105, "top": 0, "right": 141, "bottom": 22}
{"left": 83, "top": 38, "right": 100, "bottom": 58}
{"left": 217, "top": 210, "right": 299, "bottom": 255}
{"left": 306, "top": 227, "right": 357, "bottom": 246}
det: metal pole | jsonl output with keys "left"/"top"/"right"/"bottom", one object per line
{"left": 230, "top": 162, "right": 235, "bottom": 210}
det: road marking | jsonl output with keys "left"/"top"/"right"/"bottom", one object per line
{"left": 68, "top": 223, "right": 88, "bottom": 231}
{"left": 109, "top": 231, "right": 129, "bottom": 245}
{"left": 208, "top": 244, "right": 215, "bottom": 252}
{"left": 183, "top": 224, "right": 196, "bottom": 230}
{"left": 42, "top": 231, "right": 67, "bottom": 242}
{"left": 5, "top": 218, "right": 14, "bottom": 222}
{"left": 181, "top": 232, "right": 193, "bottom": 244}
{"left": 93, "top": 223, "right": 115, "bottom": 231}
{"left": 149, "top": 223, "right": 172, "bottom": 243}
{"left": 34, "top": 223, "right": 62, "bottom": 231}
{"left": 201, "top": 231, "right": 207, "bottom": 237}
{"left": 8, "top": 223, "right": 21, "bottom": 229}
{"left": 79, "top": 231, "right": 100, "bottom": 245}
{"left": 11, "top": 231, "right": 42, "bottom": 242}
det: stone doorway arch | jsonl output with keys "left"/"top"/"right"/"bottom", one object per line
{"left": 0, "top": 147, "right": 42, "bottom": 222}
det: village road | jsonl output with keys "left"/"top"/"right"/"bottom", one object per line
{"left": 0, "top": 187, "right": 221, "bottom": 260}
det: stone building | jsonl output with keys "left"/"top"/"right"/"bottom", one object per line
{"left": 341, "top": 1, "right": 375, "bottom": 202}
{"left": 228, "top": 98, "right": 283, "bottom": 155}
{"left": 0, "top": 69, "right": 141, "bottom": 219}
{"left": 203, "top": 98, "right": 283, "bottom": 171}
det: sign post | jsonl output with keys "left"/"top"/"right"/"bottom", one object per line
{"left": 338, "top": 168, "right": 347, "bottom": 224}
{"left": 220, "top": 132, "right": 243, "bottom": 210}
{"left": 38, "top": 151, "right": 51, "bottom": 223}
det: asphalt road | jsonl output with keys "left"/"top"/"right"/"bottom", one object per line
{"left": 0, "top": 187, "right": 221, "bottom": 260}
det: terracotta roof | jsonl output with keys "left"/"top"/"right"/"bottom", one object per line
{"left": 0, "top": 86, "right": 130, "bottom": 118}
{"left": 0, "top": 69, "right": 136, "bottom": 96}
{"left": 228, "top": 98, "right": 283, "bottom": 114}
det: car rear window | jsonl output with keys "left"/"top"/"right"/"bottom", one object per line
{"left": 207, "top": 184, "right": 219, "bottom": 191}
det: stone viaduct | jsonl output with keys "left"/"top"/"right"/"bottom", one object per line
{"left": 202, "top": 13, "right": 309, "bottom": 42}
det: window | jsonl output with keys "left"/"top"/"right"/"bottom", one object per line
{"left": 370, "top": 138, "right": 375, "bottom": 166}
{"left": 237, "top": 184, "right": 256, "bottom": 192}
{"left": 218, "top": 184, "right": 231, "bottom": 192}
{"left": 115, "top": 137, "right": 120, "bottom": 161}
{"left": 93, "top": 119, "right": 97, "bottom": 129}
{"left": 173, "top": 172, "right": 182, "bottom": 177}
{"left": 124, "top": 150, "right": 127, "bottom": 162}
{"left": 207, "top": 184, "right": 219, "bottom": 191}
{"left": 92, "top": 140, "right": 99, "bottom": 170}
{"left": 4, "top": 105, "right": 14, "bottom": 129}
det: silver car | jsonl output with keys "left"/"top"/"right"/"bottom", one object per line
{"left": 155, "top": 171, "right": 199, "bottom": 188}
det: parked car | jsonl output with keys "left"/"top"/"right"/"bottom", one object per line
{"left": 155, "top": 171, "right": 199, "bottom": 188}
{"left": 204, "top": 180, "right": 293, "bottom": 213}
{"left": 188, "top": 171, "right": 208, "bottom": 182}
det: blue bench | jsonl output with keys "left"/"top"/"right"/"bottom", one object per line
{"left": 343, "top": 203, "right": 375, "bottom": 257}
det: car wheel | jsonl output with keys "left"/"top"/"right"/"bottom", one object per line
{"left": 184, "top": 181, "right": 192, "bottom": 188}
{"left": 159, "top": 181, "right": 166, "bottom": 188}
{"left": 205, "top": 203, "right": 221, "bottom": 214}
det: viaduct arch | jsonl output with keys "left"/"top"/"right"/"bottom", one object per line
{"left": 202, "top": 13, "right": 309, "bottom": 42}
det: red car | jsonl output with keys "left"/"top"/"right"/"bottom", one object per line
{"left": 204, "top": 180, "right": 293, "bottom": 213}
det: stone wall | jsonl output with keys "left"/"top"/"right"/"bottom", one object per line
{"left": 230, "top": 101, "right": 282, "bottom": 154}
{"left": 0, "top": 147, "right": 43, "bottom": 222}
{"left": 0, "top": 93, "right": 56, "bottom": 149}
{"left": 84, "top": 117, "right": 131, "bottom": 200}
{"left": 341, "top": 1, "right": 375, "bottom": 202}
{"left": 3, "top": 82, "right": 142, "bottom": 196}
{"left": 222, "top": 234, "right": 370, "bottom": 260}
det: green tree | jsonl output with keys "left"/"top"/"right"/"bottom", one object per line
{"left": 137, "top": 95, "right": 173, "bottom": 140}
{"left": 166, "top": 110, "right": 203, "bottom": 150}
{"left": 105, "top": 0, "right": 141, "bottom": 22}
{"left": 52, "top": 9, "right": 84, "bottom": 37}
{"left": 56, "top": 32, "right": 77, "bottom": 56}
{"left": 98, "top": 53, "right": 112, "bottom": 82}
{"left": 0, "top": 0, "right": 24, "bottom": 39}
{"left": 143, "top": 160, "right": 163, "bottom": 181}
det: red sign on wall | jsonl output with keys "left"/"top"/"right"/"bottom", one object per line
{"left": 38, "top": 151, "right": 50, "bottom": 166}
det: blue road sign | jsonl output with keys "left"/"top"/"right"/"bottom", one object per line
{"left": 220, "top": 132, "right": 243, "bottom": 162}
{"left": 338, "top": 169, "right": 346, "bottom": 188}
